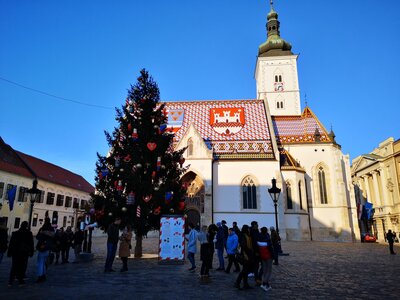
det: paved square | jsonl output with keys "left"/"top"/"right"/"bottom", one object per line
{"left": 0, "top": 235, "right": 399, "bottom": 299}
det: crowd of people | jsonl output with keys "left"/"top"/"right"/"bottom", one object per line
{"left": 0, "top": 217, "right": 85, "bottom": 286}
{"left": 185, "top": 220, "right": 282, "bottom": 292}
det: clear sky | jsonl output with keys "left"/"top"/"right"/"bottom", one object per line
{"left": 1, "top": 0, "right": 399, "bottom": 185}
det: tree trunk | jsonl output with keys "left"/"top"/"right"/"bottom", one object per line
{"left": 134, "top": 234, "right": 143, "bottom": 258}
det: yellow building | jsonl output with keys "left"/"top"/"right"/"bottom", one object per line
{"left": 0, "top": 137, "right": 94, "bottom": 235}
{"left": 351, "top": 137, "right": 400, "bottom": 241}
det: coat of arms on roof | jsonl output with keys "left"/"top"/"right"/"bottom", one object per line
{"left": 210, "top": 107, "right": 245, "bottom": 136}
{"left": 167, "top": 109, "right": 184, "bottom": 127}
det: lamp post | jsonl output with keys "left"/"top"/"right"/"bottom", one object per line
{"left": 27, "top": 179, "right": 41, "bottom": 230}
{"left": 268, "top": 178, "right": 281, "bottom": 233}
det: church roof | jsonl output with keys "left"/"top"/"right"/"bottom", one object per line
{"left": 272, "top": 107, "right": 332, "bottom": 144}
{"left": 164, "top": 100, "right": 275, "bottom": 159}
{"left": 280, "top": 149, "right": 305, "bottom": 173}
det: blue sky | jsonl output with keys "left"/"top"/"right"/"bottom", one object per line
{"left": 1, "top": 0, "right": 399, "bottom": 185}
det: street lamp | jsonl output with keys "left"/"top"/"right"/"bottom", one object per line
{"left": 268, "top": 178, "right": 281, "bottom": 233}
{"left": 27, "top": 179, "right": 41, "bottom": 230}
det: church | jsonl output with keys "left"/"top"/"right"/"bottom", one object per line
{"left": 165, "top": 3, "right": 359, "bottom": 242}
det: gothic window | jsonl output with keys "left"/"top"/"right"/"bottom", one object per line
{"left": 276, "top": 102, "right": 280, "bottom": 109}
{"left": 242, "top": 176, "right": 257, "bottom": 209}
{"left": 280, "top": 101, "right": 284, "bottom": 108}
{"left": 187, "top": 138, "right": 193, "bottom": 156}
{"left": 298, "top": 181, "right": 303, "bottom": 210}
{"left": 286, "top": 183, "right": 293, "bottom": 209}
{"left": 318, "top": 166, "right": 328, "bottom": 204}
{"left": 279, "top": 75, "right": 282, "bottom": 82}
{"left": 275, "top": 75, "right": 278, "bottom": 82}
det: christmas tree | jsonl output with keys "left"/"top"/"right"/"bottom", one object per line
{"left": 93, "top": 69, "right": 188, "bottom": 257}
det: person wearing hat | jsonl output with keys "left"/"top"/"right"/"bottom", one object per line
{"left": 7, "top": 221, "right": 34, "bottom": 286}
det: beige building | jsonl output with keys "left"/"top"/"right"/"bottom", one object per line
{"left": 0, "top": 137, "right": 94, "bottom": 235}
{"left": 351, "top": 137, "right": 400, "bottom": 241}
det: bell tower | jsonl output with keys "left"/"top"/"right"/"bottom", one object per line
{"left": 255, "top": 1, "right": 301, "bottom": 116}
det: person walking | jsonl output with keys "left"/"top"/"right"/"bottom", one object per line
{"left": 35, "top": 218, "right": 55, "bottom": 282}
{"left": 221, "top": 220, "right": 229, "bottom": 257}
{"left": 0, "top": 218, "right": 8, "bottom": 264}
{"left": 104, "top": 217, "right": 121, "bottom": 272}
{"left": 119, "top": 225, "right": 132, "bottom": 272}
{"left": 207, "top": 224, "right": 218, "bottom": 269}
{"left": 53, "top": 228, "right": 62, "bottom": 264}
{"left": 270, "top": 226, "right": 280, "bottom": 265}
{"left": 225, "top": 228, "right": 240, "bottom": 273}
{"left": 62, "top": 226, "right": 74, "bottom": 263}
{"left": 235, "top": 225, "right": 255, "bottom": 290}
{"left": 186, "top": 223, "right": 198, "bottom": 272}
{"left": 258, "top": 227, "right": 274, "bottom": 292}
{"left": 250, "top": 221, "right": 261, "bottom": 284}
{"left": 7, "top": 221, "right": 34, "bottom": 286}
{"left": 215, "top": 222, "right": 225, "bottom": 271}
{"left": 73, "top": 227, "right": 84, "bottom": 262}
{"left": 386, "top": 229, "right": 396, "bottom": 255}
{"left": 197, "top": 225, "right": 211, "bottom": 283}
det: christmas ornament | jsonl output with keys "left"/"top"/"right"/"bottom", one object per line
{"left": 169, "top": 208, "right": 174, "bottom": 213}
{"left": 101, "top": 168, "right": 109, "bottom": 178}
{"left": 136, "top": 206, "right": 141, "bottom": 218}
{"left": 108, "top": 212, "right": 113, "bottom": 217}
{"left": 159, "top": 124, "right": 167, "bottom": 132}
{"left": 152, "top": 171, "right": 156, "bottom": 179}
{"left": 165, "top": 191, "right": 173, "bottom": 204}
{"left": 178, "top": 202, "right": 185, "bottom": 211}
{"left": 179, "top": 157, "right": 185, "bottom": 167}
{"left": 161, "top": 165, "right": 166, "bottom": 170}
{"left": 127, "top": 123, "right": 132, "bottom": 133}
{"left": 127, "top": 192, "right": 135, "bottom": 205}
{"left": 154, "top": 186, "right": 159, "bottom": 191}
{"left": 154, "top": 206, "right": 161, "bottom": 215}
{"left": 136, "top": 163, "right": 142, "bottom": 168}
{"left": 115, "top": 156, "right": 121, "bottom": 168}
{"left": 132, "top": 128, "right": 138, "bottom": 141}
{"left": 143, "top": 195, "right": 153, "bottom": 203}
{"left": 156, "top": 157, "right": 161, "bottom": 171}
{"left": 116, "top": 180, "right": 123, "bottom": 192}
{"left": 122, "top": 207, "right": 127, "bottom": 212}
{"left": 124, "top": 154, "right": 131, "bottom": 162}
{"left": 147, "top": 142, "right": 157, "bottom": 151}
{"left": 153, "top": 125, "right": 159, "bottom": 130}
{"left": 128, "top": 100, "right": 133, "bottom": 106}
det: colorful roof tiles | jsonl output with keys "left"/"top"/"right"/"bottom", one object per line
{"left": 164, "top": 100, "right": 275, "bottom": 158}
{"left": 272, "top": 107, "right": 332, "bottom": 144}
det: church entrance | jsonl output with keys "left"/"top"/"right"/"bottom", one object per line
{"left": 181, "top": 171, "right": 205, "bottom": 231}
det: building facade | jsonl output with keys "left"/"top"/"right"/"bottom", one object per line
{"left": 0, "top": 137, "right": 94, "bottom": 235}
{"left": 165, "top": 4, "right": 359, "bottom": 242}
{"left": 351, "top": 137, "right": 400, "bottom": 241}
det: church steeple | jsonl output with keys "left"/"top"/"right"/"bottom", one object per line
{"left": 259, "top": 1, "right": 293, "bottom": 57}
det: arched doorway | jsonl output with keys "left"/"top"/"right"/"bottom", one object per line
{"left": 181, "top": 171, "right": 205, "bottom": 231}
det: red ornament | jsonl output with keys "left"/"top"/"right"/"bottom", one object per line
{"left": 147, "top": 142, "right": 157, "bottom": 151}
{"left": 152, "top": 171, "right": 156, "bottom": 179}
{"left": 153, "top": 206, "right": 161, "bottom": 215}
{"left": 127, "top": 123, "right": 132, "bottom": 133}
{"left": 124, "top": 154, "right": 131, "bottom": 162}
{"left": 143, "top": 195, "right": 153, "bottom": 203}
{"left": 179, "top": 157, "right": 185, "bottom": 167}
{"left": 178, "top": 201, "right": 185, "bottom": 211}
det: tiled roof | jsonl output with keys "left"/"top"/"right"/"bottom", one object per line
{"left": 272, "top": 107, "right": 332, "bottom": 144}
{"left": 0, "top": 137, "right": 93, "bottom": 194}
{"left": 164, "top": 100, "right": 275, "bottom": 158}
{"left": 0, "top": 137, "right": 34, "bottom": 178}
{"left": 17, "top": 152, "right": 94, "bottom": 194}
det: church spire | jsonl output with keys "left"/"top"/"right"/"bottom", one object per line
{"left": 258, "top": 0, "right": 293, "bottom": 57}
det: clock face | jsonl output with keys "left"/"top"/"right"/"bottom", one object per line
{"left": 274, "top": 82, "right": 284, "bottom": 91}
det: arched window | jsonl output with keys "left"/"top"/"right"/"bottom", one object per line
{"left": 187, "top": 138, "right": 193, "bottom": 156}
{"left": 286, "top": 182, "right": 293, "bottom": 209}
{"left": 242, "top": 176, "right": 257, "bottom": 209}
{"left": 275, "top": 75, "right": 279, "bottom": 82}
{"left": 276, "top": 102, "right": 280, "bottom": 109}
{"left": 280, "top": 101, "right": 284, "bottom": 108}
{"left": 318, "top": 166, "right": 328, "bottom": 204}
{"left": 279, "top": 75, "right": 282, "bottom": 82}
{"left": 298, "top": 181, "right": 303, "bottom": 210}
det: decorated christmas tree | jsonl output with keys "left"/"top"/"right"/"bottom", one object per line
{"left": 93, "top": 69, "right": 188, "bottom": 257}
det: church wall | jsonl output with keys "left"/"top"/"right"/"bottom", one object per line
{"left": 282, "top": 144, "right": 357, "bottom": 241}
{"left": 212, "top": 160, "right": 281, "bottom": 229}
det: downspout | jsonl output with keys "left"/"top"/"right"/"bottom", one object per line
{"left": 211, "top": 158, "right": 214, "bottom": 224}
{"left": 305, "top": 177, "right": 313, "bottom": 241}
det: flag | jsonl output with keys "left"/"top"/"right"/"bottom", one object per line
{"left": 363, "top": 201, "right": 373, "bottom": 220}
{"left": 7, "top": 185, "right": 17, "bottom": 211}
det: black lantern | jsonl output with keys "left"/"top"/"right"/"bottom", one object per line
{"left": 268, "top": 178, "right": 281, "bottom": 233}
{"left": 27, "top": 179, "right": 41, "bottom": 230}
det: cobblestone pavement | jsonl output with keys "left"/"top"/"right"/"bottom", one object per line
{"left": 0, "top": 235, "right": 399, "bottom": 300}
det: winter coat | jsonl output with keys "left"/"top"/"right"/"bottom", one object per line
{"left": 107, "top": 223, "right": 120, "bottom": 245}
{"left": 36, "top": 226, "right": 55, "bottom": 252}
{"left": 226, "top": 232, "right": 239, "bottom": 255}
{"left": 118, "top": 231, "right": 132, "bottom": 258}
{"left": 0, "top": 227, "right": 8, "bottom": 252}
{"left": 186, "top": 229, "right": 198, "bottom": 254}
{"left": 7, "top": 228, "right": 34, "bottom": 257}
{"left": 215, "top": 226, "right": 225, "bottom": 250}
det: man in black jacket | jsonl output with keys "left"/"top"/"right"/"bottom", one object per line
{"left": 104, "top": 217, "right": 121, "bottom": 272}
{"left": 7, "top": 221, "right": 34, "bottom": 286}
{"left": 0, "top": 218, "right": 8, "bottom": 264}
